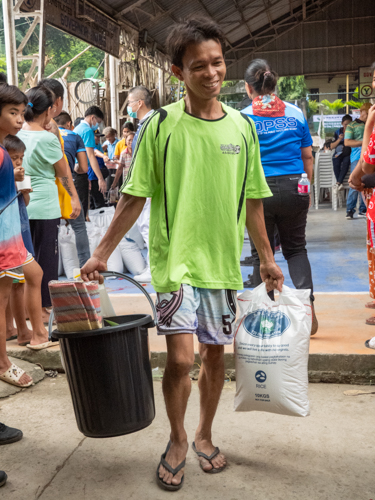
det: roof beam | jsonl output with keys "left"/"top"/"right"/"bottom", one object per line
{"left": 226, "top": 0, "right": 341, "bottom": 69}
{"left": 115, "top": 0, "right": 148, "bottom": 18}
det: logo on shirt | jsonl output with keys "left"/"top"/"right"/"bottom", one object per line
{"left": 220, "top": 143, "right": 241, "bottom": 154}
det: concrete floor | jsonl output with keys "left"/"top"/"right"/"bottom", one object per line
{"left": 1, "top": 376, "right": 374, "bottom": 500}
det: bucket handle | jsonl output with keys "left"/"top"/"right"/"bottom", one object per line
{"left": 100, "top": 271, "right": 158, "bottom": 326}
{"left": 48, "top": 270, "right": 158, "bottom": 339}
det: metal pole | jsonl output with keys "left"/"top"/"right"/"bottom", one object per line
{"left": 109, "top": 55, "right": 119, "bottom": 131}
{"left": 2, "top": 0, "right": 18, "bottom": 85}
{"left": 158, "top": 68, "right": 165, "bottom": 107}
{"left": 37, "top": 0, "right": 46, "bottom": 81}
{"left": 346, "top": 74, "right": 349, "bottom": 114}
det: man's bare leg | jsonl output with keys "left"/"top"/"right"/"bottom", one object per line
{"left": 158, "top": 334, "right": 195, "bottom": 486}
{"left": 194, "top": 343, "right": 227, "bottom": 472}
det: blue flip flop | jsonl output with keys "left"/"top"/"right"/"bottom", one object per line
{"left": 156, "top": 441, "right": 185, "bottom": 491}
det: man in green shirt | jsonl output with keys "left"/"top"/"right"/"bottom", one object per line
{"left": 82, "top": 16, "right": 283, "bottom": 491}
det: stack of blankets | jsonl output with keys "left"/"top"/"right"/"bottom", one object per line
{"left": 49, "top": 281, "right": 102, "bottom": 332}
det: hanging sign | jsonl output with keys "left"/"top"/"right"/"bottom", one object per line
{"left": 358, "top": 67, "right": 375, "bottom": 99}
{"left": 20, "top": 0, "right": 120, "bottom": 57}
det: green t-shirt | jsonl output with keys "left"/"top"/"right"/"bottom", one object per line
{"left": 18, "top": 130, "right": 63, "bottom": 220}
{"left": 121, "top": 99, "right": 272, "bottom": 292}
{"left": 344, "top": 119, "right": 365, "bottom": 163}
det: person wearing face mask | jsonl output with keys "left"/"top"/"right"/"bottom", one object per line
{"left": 126, "top": 86, "right": 154, "bottom": 283}
{"left": 73, "top": 106, "right": 107, "bottom": 207}
{"left": 127, "top": 86, "right": 154, "bottom": 153}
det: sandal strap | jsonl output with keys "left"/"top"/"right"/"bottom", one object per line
{"left": 160, "top": 453, "right": 186, "bottom": 476}
{"left": 192, "top": 442, "right": 220, "bottom": 461}
{"left": 0, "top": 363, "right": 24, "bottom": 382}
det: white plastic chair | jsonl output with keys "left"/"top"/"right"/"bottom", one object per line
{"left": 314, "top": 151, "right": 335, "bottom": 209}
{"left": 332, "top": 167, "right": 350, "bottom": 209}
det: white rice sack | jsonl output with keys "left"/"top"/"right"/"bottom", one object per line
{"left": 119, "top": 237, "right": 146, "bottom": 275}
{"left": 85, "top": 222, "right": 101, "bottom": 256}
{"left": 89, "top": 206, "right": 115, "bottom": 229}
{"left": 59, "top": 225, "right": 79, "bottom": 279}
{"left": 99, "top": 227, "right": 123, "bottom": 274}
{"left": 127, "top": 223, "right": 145, "bottom": 250}
{"left": 234, "top": 283, "right": 312, "bottom": 417}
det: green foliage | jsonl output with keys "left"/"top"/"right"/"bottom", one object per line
{"left": 222, "top": 80, "right": 239, "bottom": 87}
{"left": 0, "top": 0, "right": 105, "bottom": 86}
{"left": 320, "top": 99, "right": 345, "bottom": 114}
{"left": 307, "top": 100, "right": 319, "bottom": 118}
{"left": 277, "top": 76, "right": 308, "bottom": 101}
{"left": 345, "top": 100, "right": 363, "bottom": 109}
{"left": 0, "top": 56, "right": 6, "bottom": 73}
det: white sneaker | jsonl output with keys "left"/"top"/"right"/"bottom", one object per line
{"left": 133, "top": 268, "right": 152, "bottom": 283}
{"left": 337, "top": 183, "right": 344, "bottom": 191}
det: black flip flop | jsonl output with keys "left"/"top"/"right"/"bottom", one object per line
{"left": 365, "top": 339, "right": 375, "bottom": 349}
{"left": 156, "top": 441, "right": 185, "bottom": 491}
{"left": 6, "top": 335, "right": 17, "bottom": 341}
{"left": 192, "top": 441, "right": 226, "bottom": 474}
{"left": 0, "top": 470, "right": 7, "bottom": 487}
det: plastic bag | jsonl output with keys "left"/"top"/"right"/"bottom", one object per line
{"left": 88, "top": 206, "right": 115, "bottom": 229}
{"left": 85, "top": 222, "right": 101, "bottom": 256}
{"left": 99, "top": 227, "right": 123, "bottom": 274}
{"left": 119, "top": 237, "right": 146, "bottom": 275}
{"left": 234, "top": 283, "right": 312, "bottom": 417}
{"left": 59, "top": 225, "right": 80, "bottom": 280}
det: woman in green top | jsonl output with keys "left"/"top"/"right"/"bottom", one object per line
{"left": 18, "top": 86, "right": 72, "bottom": 310}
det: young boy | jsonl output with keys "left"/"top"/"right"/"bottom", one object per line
{"left": 111, "top": 132, "right": 135, "bottom": 189}
{"left": 82, "top": 16, "right": 283, "bottom": 490}
{"left": 3, "top": 135, "right": 50, "bottom": 350}
{"left": 102, "top": 127, "right": 119, "bottom": 191}
{"left": 102, "top": 127, "right": 118, "bottom": 159}
{"left": 0, "top": 83, "right": 33, "bottom": 388}
{"left": 113, "top": 121, "right": 134, "bottom": 161}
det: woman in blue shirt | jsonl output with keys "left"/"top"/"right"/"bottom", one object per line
{"left": 242, "top": 59, "right": 317, "bottom": 335}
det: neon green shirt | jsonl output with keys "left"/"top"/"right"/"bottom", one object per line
{"left": 121, "top": 99, "right": 272, "bottom": 292}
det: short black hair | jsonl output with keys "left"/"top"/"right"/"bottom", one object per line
{"left": 24, "top": 85, "right": 54, "bottom": 122}
{"left": 74, "top": 117, "right": 84, "bottom": 128}
{"left": 37, "top": 78, "right": 64, "bottom": 100}
{"left": 166, "top": 16, "right": 226, "bottom": 69}
{"left": 84, "top": 105, "right": 104, "bottom": 120}
{"left": 4, "top": 134, "right": 26, "bottom": 153}
{"left": 55, "top": 111, "right": 72, "bottom": 126}
{"left": 123, "top": 121, "right": 134, "bottom": 132}
{"left": 0, "top": 73, "right": 7, "bottom": 84}
{"left": 128, "top": 86, "right": 152, "bottom": 109}
{"left": 0, "top": 83, "right": 27, "bottom": 115}
{"left": 341, "top": 114, "right": 352, "bottom": 123}
{"left": 245, "top": 58, "right": 278, "bottom": 95}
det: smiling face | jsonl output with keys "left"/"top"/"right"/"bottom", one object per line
{"left": 126, "top": 134, "right": 134, "bottom": 150}
{"left": 172, "top": 39, "right": 226, "bottom": 102}
{"left": 0, "top": 103, "right": 25, "bottom": 137}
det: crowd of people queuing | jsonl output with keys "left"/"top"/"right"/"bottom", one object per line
{"left": 0, "top": 14, "right": 375, "bottom": 490}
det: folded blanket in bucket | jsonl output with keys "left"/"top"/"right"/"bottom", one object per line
{"left": 49, "top": 281, "right": 102, "bottom": 332}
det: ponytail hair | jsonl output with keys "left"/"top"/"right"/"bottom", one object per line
{"left": 244, "top": 58, "right": 278, "bottom": 95}
{"left": 24, "top": 85, "right": 54, "bottom": 122}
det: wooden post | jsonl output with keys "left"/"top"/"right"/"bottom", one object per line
{"left": 2, "top": 0, "right": 18, "bottom": 85}
{"left": 346, "top": 74, "right": 349, "bottom": 114}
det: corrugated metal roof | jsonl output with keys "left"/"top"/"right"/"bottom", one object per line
{"left": 88, "top": 0, "right": 375, "bottom": 78}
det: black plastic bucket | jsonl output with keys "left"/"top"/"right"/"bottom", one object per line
{"left": 51, "top": 272, "right": 157, "bottom": 438}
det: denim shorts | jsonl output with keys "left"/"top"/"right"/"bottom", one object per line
{"left": 155, "top": 284, "right": 237, "bottom": 345}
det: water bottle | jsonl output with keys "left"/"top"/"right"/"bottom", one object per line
{"left": 298, "top": 173, "right": 310, "bottom": 194}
